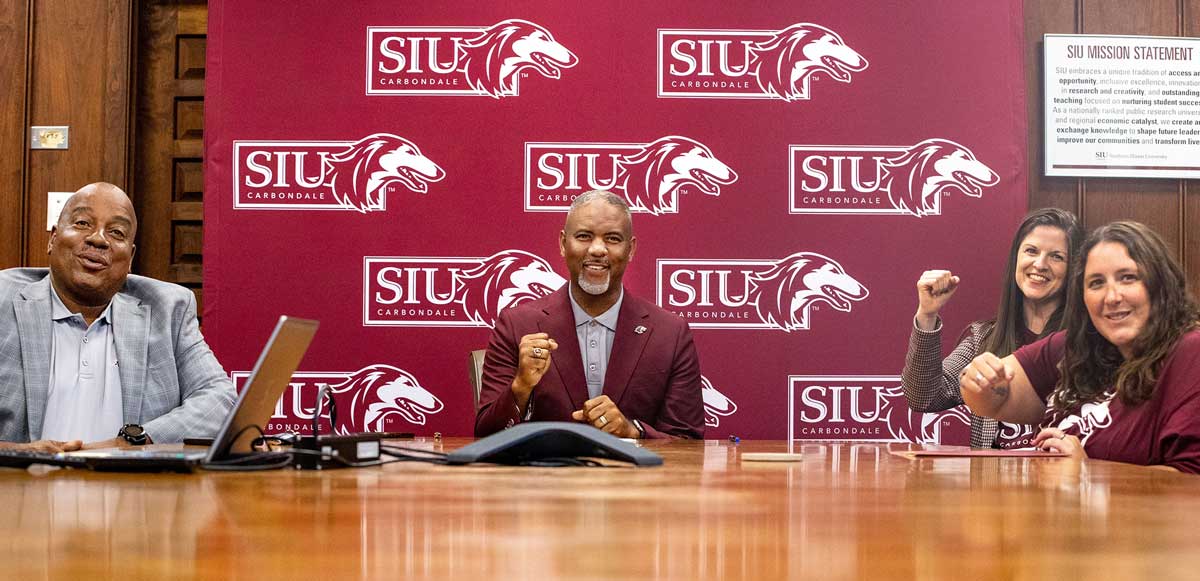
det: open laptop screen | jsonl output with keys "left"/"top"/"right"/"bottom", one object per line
{"left": 206, "top": 316, "right": 319, "bottom": 462}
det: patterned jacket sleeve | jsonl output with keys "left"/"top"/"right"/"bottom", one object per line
{"left": 141, "top": 288, "right": 236, "bottom": 443}
{"left": 901, "top": 317, "right": 985, "bottom": 413}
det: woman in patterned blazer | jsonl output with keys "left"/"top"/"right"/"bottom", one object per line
{"left": 901, "top": 208, "right": 1082, "bottom": 448}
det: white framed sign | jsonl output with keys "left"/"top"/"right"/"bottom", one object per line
{"left": 1044, "top": 34, "right": 1200, "bottom": 179}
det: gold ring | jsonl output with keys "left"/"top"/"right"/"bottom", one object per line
{"left": 597, "top": 415, "right": 608, "bottom": 426}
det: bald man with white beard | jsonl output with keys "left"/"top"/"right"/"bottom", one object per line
{"left": 475, "top": 190, "right": 704, "bottom": 439}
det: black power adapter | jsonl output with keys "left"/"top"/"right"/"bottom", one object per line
{"left": 290, "top": 433, "right": 382, "bottom": 469}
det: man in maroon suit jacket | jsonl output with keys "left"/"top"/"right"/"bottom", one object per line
{"left": 475, "top": 190, "right": 704, "bottom": 439}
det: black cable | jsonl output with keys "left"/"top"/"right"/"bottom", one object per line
{"left": 201, "top": 453, "right": 294, "bottom": 471}
{"left": 288, "top": 445, "right": 427, "bottom": 468}
{"left": 201, "top": 424, "right": 294, "bottom": 472}
{"left": 519, "top": 457, "right": 606, "bottom": 467}
{"left": 379, "top": 446, "right": 450, "bottom": 465}
{"left": 311, "top": 384, "right": 329, "bottom": 439}
{"left": 379, "top": 444, "right": 448, "bottom": 458}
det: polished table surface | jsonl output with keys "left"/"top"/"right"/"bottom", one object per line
{"left": 2, "top": 438, "right": 1200, "bottom": 580}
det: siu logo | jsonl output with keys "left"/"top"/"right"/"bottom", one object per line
{"left": 233, "top": 133, "right": 444, "bottom": 213}
{"left": 658, "top": 23, "right": 867, "bottom": 101}
{"left": 235, "top": 364, "right": 444, "bottom": 435}
{"left": 525, "top": 136, "right": 738, "bottom": 215}
{"left": 790, "top": 138, "right": 1000, "bottom": 216}
{"left": 657, "top": 252, "right": 868, "bottom": 332}
{"left": 365, "top": 249, "right": 566, "bottom": 327}
{"left": 701, "top": 376, "right": 738, "bottom": 428}
{"left": 367, "top": 19, "right": 577, "bottom": 97}
{"left": 788, "top": 376, "right": 970, "bottom": 443}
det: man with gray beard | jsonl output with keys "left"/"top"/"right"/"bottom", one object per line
{"left": 475, "top": 190, "right": 704, "bottom": 438}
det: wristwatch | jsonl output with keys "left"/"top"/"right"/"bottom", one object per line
{"left": 631, "top": 419, "right": 646, "bottom": 439}
{"left": 118, "top": 424, "right": 149, "bottom": 446}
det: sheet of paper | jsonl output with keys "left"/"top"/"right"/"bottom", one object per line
{"left": 889, "top": 446, "right": 1069, "bottom": 459}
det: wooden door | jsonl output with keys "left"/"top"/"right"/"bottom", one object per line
{"left": 133, "top": 0, "right": 207, "bottom": 310}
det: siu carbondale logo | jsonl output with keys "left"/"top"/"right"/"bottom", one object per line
{"left": 788, "top": 376, "right": 969, "bottom": 442}
{"left": 658, "top": 23, "right": 867, "bottom": 101}
{"left": 234, "top": 365, "right": 445, "bottom": 435}
{"left": 790, "top": 138, "right": 1000, "bottom": 216}
{"left": 233, "top": 133, "right": 444, "bottom": 212}
{"left": 701, "top": 376, "right": 737, "bottom": 428}
{"left": 367, "top": 19, "right": 578, "bottom": 97}
{"left": 657, "top": 252, "right": 868, "bottom": 331}
{"left": 365, "top": 249, "right": 566, "bottom": 327}
{"left": 525, "top": 136, "right": 738, "bottom": 214}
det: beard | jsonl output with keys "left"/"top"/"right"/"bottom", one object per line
{"left": 577, "top": 271, "right": 609, "bottom": 295}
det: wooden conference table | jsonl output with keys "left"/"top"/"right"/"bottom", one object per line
{"left": 2, "top": 438, "right": 1199, "bottom": 580}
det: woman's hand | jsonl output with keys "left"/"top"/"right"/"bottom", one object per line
{"left": 1033, "top": 427, "right": 1087, "bottom": 460}
{"left": 915, "top": 270, "right": 960, "bottom": 330}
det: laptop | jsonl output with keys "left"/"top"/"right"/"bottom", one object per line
{"left": 8, "top": 315, "right": 319, "bottom": 472}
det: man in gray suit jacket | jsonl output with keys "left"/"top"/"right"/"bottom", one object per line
{"left": 0, "top": 183, "right": 234, "bottom": 453}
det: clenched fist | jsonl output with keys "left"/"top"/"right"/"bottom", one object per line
{"left": 915, "top": 269, "right": 961, "bottom": 330}
{"left": 512, "top": 333, "right": 559, "bottom": 404}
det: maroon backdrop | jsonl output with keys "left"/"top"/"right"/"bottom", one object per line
{"left": 203, "top": 0, "right": 1028, "bottom": 441}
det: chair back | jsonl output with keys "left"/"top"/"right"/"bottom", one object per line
{"left": 468, "top": 349, "right": 486, "bottom": 412}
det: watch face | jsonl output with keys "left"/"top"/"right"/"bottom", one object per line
{"left": 122, "top": 424, "right": 145, "bottom": 438}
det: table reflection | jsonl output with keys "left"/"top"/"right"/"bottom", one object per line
{"left": 2, "top": 439, "right": 1198, "bottom": 580}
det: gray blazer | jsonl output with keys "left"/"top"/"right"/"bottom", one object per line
{"left": 0, "top": 268, "right": 235, "bottom": 443}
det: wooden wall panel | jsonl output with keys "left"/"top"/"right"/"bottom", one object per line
{"left": 1024, "top": 0, "right": 1079, "bottom": 213}
{"left": 23, "top": 0, "right": 131, "bottom": 266}
{"left": 0, "top": 0, "right": 29, "bottom": 269}
{"left": 1078, "top": 0, "right": 1182, "bottom": 257}
{"left": 1185, "top": 0, "right": 1200, "bottom": 293}
{"left": 1026, "top": 0, "right": 1198, "bottom": 292}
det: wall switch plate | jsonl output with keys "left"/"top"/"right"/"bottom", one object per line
{"left": 31, "top": 126, "right": 69, "bottom": 149}
{"left": 47, "top": 192, "right": 73, "bottom": 231}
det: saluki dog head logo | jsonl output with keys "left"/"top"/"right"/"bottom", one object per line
{"left": 365, "top": 251, "right": 567, "bottom": 327}
{"left": 460, "top": 19, "right": 578, "bottom": 98}
{"left": 325, "top": 133, "right": 445, "bottom": 213}
{"left": 879, "top": 386, "right": 970, "bottom": 443}
{"left": 879, "top": 139, "right": 999, "bottom": 218}
{"left": 328, "top": 364, "right": 444, "bottom": 433}
{"left": 749, "top": 23, "right": 868, "bottom": 102}
{"left": 1053, "top": 398, "right": 1114, "bottom": 445}
{"left": 701, "top": 376, "right": 738, "bottom": 428}
{"left": 457, "top": 250, "right": 566, "bottom": 327}
{"left": 614, "top": 136, "right": 739, "bottom": 215}
{"left": 747, "top": 252, "right": 869, "bottom": 332}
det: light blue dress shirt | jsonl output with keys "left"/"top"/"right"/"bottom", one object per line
{"left": 40, "top": 283, "right": 123, "bottom": 442}
{"left": 569, "top": 288, "right": 623, "bottom": 399}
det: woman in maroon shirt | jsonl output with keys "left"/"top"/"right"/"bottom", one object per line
{"left": 959, "top": 221, "right": 1200, "bottom": 473}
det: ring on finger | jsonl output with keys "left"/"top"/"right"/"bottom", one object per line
{"left": 975, "top": 372, "right": 985, "bottom": 383}
{"left": 597, "top": 415, "right": 609, "bottom": 426}
{"left": 532, "top": 347, "right": 543, "bottom": 357}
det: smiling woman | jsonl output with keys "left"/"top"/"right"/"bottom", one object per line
{"left": 902, "top": 208, "right": 1082, "bottom": 449}
{"left": 960, "top": 221, "right": 1200, "bottom": 473}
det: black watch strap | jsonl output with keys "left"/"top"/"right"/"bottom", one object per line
{"left": 632, "top": 419, "right": 646, "bottom": 439}
{"left": 118, "top": 423, "right": 148, "bottom": 446}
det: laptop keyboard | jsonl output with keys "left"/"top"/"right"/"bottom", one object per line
{"left": 0, "top": 448, "right": 90, "bottom": 469}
